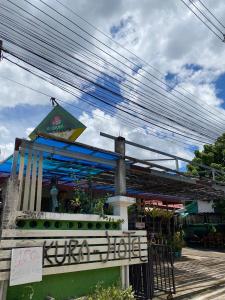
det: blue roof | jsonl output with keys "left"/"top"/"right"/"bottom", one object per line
{"left": 0, "top": 136, "right": 119, "bottom": 184}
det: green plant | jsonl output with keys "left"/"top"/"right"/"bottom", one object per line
{"left": 84, "top": 283, "right": 135, "bottom": 300}
{"left": 145, "top": 208, "right": 174, "bottom": 219}
{"left": 213, "top": 199, "right": 225, "bottom": 216}
{"left": 170, "top": 231, "right": 185, "bottom": 251}
{"left": 163, "top": 210, "right": 174, "bottom": 220}
{"left": 187, "top": 133, "right": 225, "bottom": 181}
{"left": 145, "top": 207, "right": 160, "bottom": 218}
{"left": 92, "top": 195, "right": 113, "bottom": 217}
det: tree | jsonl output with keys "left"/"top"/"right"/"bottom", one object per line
{"left": 187, "top": 133, "right": 225, "bottom": 181}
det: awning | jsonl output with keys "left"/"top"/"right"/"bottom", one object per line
{"left": 0, "top": 135, "right": 119, "bottom": 185}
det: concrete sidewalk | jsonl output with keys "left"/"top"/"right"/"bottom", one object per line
{"left": 154, "top": 248, "right": 225, "bottom": 299}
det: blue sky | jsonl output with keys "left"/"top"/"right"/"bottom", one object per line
{"left": 214, "top": 73, "right": 225, "bottom": 108}
{"left": 165, "top": 64, "right": 203, "bottom": 89}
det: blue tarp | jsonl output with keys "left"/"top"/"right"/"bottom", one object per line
{"left": 0, "top": 136, "right": 119, "bottom": 184}
{"left": 0, "top": 136, "right": 185, "bottom": 199}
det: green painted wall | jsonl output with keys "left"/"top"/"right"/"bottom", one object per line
{"left": 7, "top": 267, "right": 120, "bottom": 300}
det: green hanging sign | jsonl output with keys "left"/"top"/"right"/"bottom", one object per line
{"left": 29, "top": 104, "right": 86, "bottom": 141}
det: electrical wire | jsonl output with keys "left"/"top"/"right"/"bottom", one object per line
{"left": 3, "top": 57, "right": 211, "bottom": 143}
{"left": 0, "top": 21, "right": 221, "bottom": 141}
{"left": 180, "top": 0, "right": 224, "bottom": 41}
{"left": 41, "top": 0, "right": 225, "bottom": 119}
{"left": 7, "top": 0, "right": 225, "bottom": 124}
{"left": 0, "top": 16, "right": 221, "bottom": 140}
{"left": 197, "top": 0, "right": 225, "bottom": 30}
{"left": 1, "top": 0, "right": 225, "bottom": 144}
{"left": 188, "top": 0, "right": 224, "bottom": 35}
{"left": 0, "top": 64, "right": 202, "bottom": 148}
{"left": 54, "top": 0, "right": 225, "bottom": 119}
{"left": 4, "top": 48, "right": 211, "bottom": 143}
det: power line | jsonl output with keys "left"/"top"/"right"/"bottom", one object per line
{"left": 180, "top": 0, "right": 224, "bottom": 41}
{"left": 55, "top": 0, "right": 225, "bottom": 117}
{"left": 0, "top": 8, "right": 221, "bottom": 137}
{"left": 1, "top": 0, "right": 225, "bottom": 144}
{"left": 3, "top": 39, "right": 216, "bottom": 143}
{"left": 189, "top": 0, "right": 224, "bottom": 36}
{"left": 42, "top": 0, "right": 225, "bottom": 120}
{"left": 3, "top": 0, "right": 225, "bottom": 132}
{"left": 9, "top": 0, "right": 225, "bottom": 124}
{"left": 4, "top": 48, "right": 211, "bottom": 144}
{"left": 0, "top": 13, "right": 221, "bottom": 140}
{"left": 0, "top": 16, "right": 220, "bottom": 140}
{"left": 0, "top": 64, "right": 201, "bottom": 148}
{"left": 197, "top": 0, "right": 225, "bottom": 30}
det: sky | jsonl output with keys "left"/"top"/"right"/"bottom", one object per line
{"left": 1, "top": 0, "right": 225, "bottom": 170}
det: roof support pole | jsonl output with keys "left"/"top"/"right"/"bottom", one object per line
{"left": 108, "top": 137, "right": 135, "bottom": 289}
{"left": 115, "top": 136, "right": 126, "bottom": 195}
{"left": 175, "top": 159, "right": 179, "bottom": 172}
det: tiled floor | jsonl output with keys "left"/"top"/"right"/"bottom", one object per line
{"left": 154, "top": 248, "right": 225, "bottom": 299}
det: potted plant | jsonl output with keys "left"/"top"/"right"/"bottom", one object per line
{"left": 171, "top": 231, "right": 185, "bottom": 258}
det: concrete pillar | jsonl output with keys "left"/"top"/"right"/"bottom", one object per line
{"left": 175, "top": 159, "right": 179, "bottom": 172}
{"left": 107, "top": 196, "right": 135, "bottom": 288}
{"left": 0, "top": 179, "right": 20, "bottom": 299}
{"left": 1, "top": 178, "right": 20, "bottom": 229}
{"left": 0, "top": 281, "right": 8, "bottom": 300}
{"left": 107, "top": 196, "right": 135, "bottom": 231}
{"left": 115, "top": 137, "right": 126, "bottom": 195}
{"left": 111, "top": 136, "right": 136, "bottom": 288}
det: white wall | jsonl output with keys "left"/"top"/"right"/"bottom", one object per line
{"left": 197, "top": 200, "right": 214, "bottom": 213}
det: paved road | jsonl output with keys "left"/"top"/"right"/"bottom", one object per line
{"left": 155, "top": 248, "right": 225, "bottom": 299}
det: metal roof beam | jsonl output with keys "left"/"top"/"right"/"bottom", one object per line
{"left": 18, "top": 139, "right": 117, "bottom": 168}
{"left": 100, "top": 132, "right": 224, "bottom": 176}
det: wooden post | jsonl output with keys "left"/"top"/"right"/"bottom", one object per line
{"left": 10, "top": 150, "right": 19, "bottom": 180}
{"left": 22, "top": 148, "right": 32, "bottom": 211}
{"left": 29, "top": 151, "right": 37, "bottom": 211}
{"left": 36, "top": 151, "right": 43, "bottom": 212}
{"left": 17, "top": 148, "right": 25, "bottom": 210}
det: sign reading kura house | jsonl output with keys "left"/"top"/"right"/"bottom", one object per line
{"left": 0, "top": 230, "right": 148, "bottom": 285}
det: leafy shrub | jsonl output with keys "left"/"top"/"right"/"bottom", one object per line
{"left": 170, "top": 231, "right": 185, "bottom": 251}
{"left": 84, "top": 284, "right": 135, "bottom": 300}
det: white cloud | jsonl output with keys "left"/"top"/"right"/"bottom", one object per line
{"left": 0, "top": 142, "right": 14, "bottom": 161}
{"left": 78, "top": 108, "right": 195, "bottom": 170}
{"left": 0, "top": 126, "right": 9, "bottom": 139}
{"left": 0, "top": 60, "right": 78, "bottom": 109}
{"left": 25, "top": 127, "right": 35, "bottom": 138}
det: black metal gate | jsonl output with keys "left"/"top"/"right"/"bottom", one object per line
{"left": 151, "top": 240, "right": 176, "bottom": 297}
{"left": 129, "top": 201, "right": 177, "bottom": 299}
{"left": 130, "top": 238, "right": 176, "bottom": 299}
{"left": 130, "top": 245, "right": 154, "bottom": 300}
